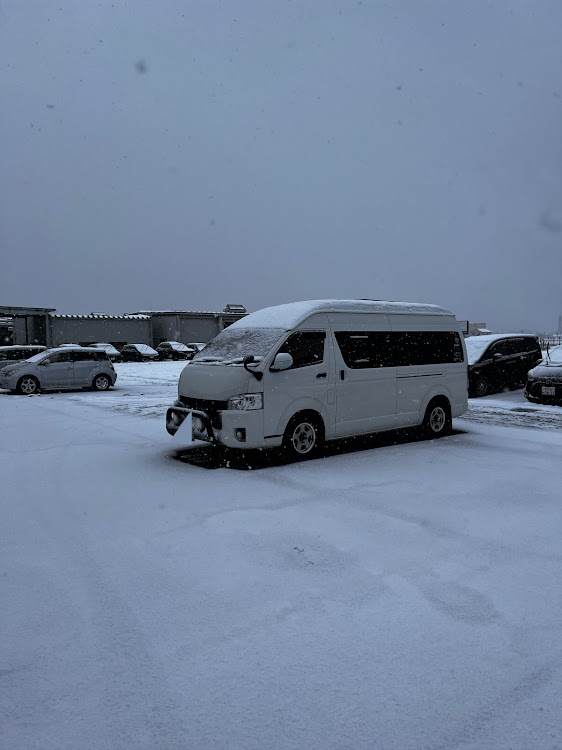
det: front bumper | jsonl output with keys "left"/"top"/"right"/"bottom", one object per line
{"left": 525, "top": 380, "right": 562, "bottom": 403}
{"left": 166, "top": 405, "right": 215, "bottom": 440}
{"left": 0, "top": 372, "right": 19, "bottom": 390}
{"left": 165, "top": 400, "right": 275, "bottom": 448}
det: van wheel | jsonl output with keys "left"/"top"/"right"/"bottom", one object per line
{"left": 16, "top": 376, "right": 40, "bottom": 395}
{"left": 283, "top": 412, "right": 324, "bottom": 459}
{"left": 422, "top": 399, "right": 451, "bottom": 438}
{"left": 92, "top": 374, "right": 111, "bottom": 391}
{"left": 473, "top": 377, "right": 489, "bottom": 397}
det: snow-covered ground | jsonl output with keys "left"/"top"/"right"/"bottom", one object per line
{"left": 1, "top": 363, "right": 562, "bottom": 750}
{"left": 61, "top": 360, "right": 562, "bottom": 433}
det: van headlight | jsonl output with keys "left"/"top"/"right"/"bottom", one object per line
{"left": 227, "top": 393, "right": 263, "bottom": 410}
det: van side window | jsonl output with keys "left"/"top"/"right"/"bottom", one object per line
{"left": 335, "top": 332, "right": 394, "bottom": 368}
{"left": 276, "top": 331, "right": 325, "bottom": 369}
{"left": 336, "top": 331, "right": 464, "bottom": 368}
{"left": 392, "top": 332, "right": 464, "bottom": 365}
{"left": 486, "top": 340, "right": 510, "bottom": 358}
{"left": 520, "top": 337, "right": 540, "bottom": 353}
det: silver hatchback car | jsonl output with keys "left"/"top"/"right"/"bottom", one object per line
{"left": 0, "top": 347, "right": 117, "bottom": 395}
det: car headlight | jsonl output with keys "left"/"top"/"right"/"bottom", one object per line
{"left": 227, "top": 393, "right": 263, "bottom": 410}
{"left": 2, "top": 368, "right": 19, "bottom": 377}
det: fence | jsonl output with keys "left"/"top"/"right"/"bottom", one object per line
{"left": 538, "top": 334, "right": 562, "bottom": 349}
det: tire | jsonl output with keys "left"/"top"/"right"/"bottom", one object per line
{"left": 422, "top": 399, "right": 452, "bottom": 438}
{"left": 92, "top": 374, "right": 111, "bottom": 391}
{"left": 283, "top": 412, "right": 324, "bottom": 459}
{"left": 472, "top": 377, "right": 489, "bottom": 398}
{"left": 16, "top": 375, "right": 40, "bottom": 395}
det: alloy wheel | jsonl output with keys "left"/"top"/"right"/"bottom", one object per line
{"left": 20, "top": 377, "right": 38, "bottom": 395}
{"left": 291, "top": 422, "right": 316, "bottom": 454}
{"left": 429, "top": 406, "right": 446, "bottom": 434}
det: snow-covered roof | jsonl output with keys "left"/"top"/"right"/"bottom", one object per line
{"left": 464, "top": 333, "right": 535, "bottom": 365}
{"left": 131, "top": 309, "right": 247, "bottom": 317}
{"left": 159, "top": 341, "right": 193, "bottom": 350}
{"left": 51, "top": 313, "right": 150, "bottom": 320}
{"left": 229, "top": 300, "right": 454, "bottom": 330}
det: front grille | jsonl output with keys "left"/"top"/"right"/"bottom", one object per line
{"left": 177, "top": 396, "right": 227, "bottom": 428}
{"left": 178, "top": 396, "right": 228, "bottom": 412}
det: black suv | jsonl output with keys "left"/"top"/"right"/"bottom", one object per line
{"left": 466, "top": 334, "right": 542, "bottom": 397}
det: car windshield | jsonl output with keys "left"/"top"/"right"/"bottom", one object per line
{"left": 192, "top": 327, "right": 285, "bottom": 364}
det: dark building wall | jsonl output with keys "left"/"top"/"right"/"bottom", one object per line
{"left": 13, "top": 319, "right": 27, "bottom": 345}
{"left": 179, "top": 317, "right": 221, "bottom": 344}
{"left": 50, "top": 317, "right": 151, "bottom": 347}
{"left": 150, "top": 316, "right": 179, "bottom": 345}
{"left": 0, "top": 322, "right": 14, "bottom": 346}
{"left": 149, "top": 315, "right": 224, "bottom": 346}
{"left": 14, "top": 315, "right": 48, "bottom": 345}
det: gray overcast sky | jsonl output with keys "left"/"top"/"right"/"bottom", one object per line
{"left": 1, "top": 1, "right": 561, "bottom": 331}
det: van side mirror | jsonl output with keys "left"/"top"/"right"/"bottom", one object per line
{"left": 243, "top": 355, "right": 263, "bottom": 381}
{"left": 270, "top": 353, "right": 293, "bottom": 371}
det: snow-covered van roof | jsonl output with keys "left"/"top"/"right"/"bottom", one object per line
{"left": 229, "top": 300, "right": 454, "bottom": 330}
{"left": 464, "top": 333, "right": 537, "bottom": 365}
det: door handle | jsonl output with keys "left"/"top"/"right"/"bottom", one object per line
{"left": 316, "top": 372, "right": 327, "bottom": 378}
{"left": 340, "top": 369, "right": 345, "bottom": 380}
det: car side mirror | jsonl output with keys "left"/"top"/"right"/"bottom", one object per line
{"left": 493, "top": 352, "right": 503, "bottom": 360}
{"left": 41, "top": 360, "right": 51, "bottom": 366}
{"left": 270, "top": 353, "right": 293, "bottom": 371}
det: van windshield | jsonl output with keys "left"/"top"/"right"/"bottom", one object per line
{"left": 193, "top": 327, "right": 285, "bottom": 365}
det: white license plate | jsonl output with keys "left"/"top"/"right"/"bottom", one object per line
{"left": 541, "top": 386, "right": 555, "bottom": 396}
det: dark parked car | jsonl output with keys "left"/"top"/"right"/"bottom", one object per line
{"left": 465, "top": 334, "right": 542, "bottom": 397}
{"left": 121, "top": 343, "right": 159, "bottom": 362}
{"left": 525, "top": 353, "right": 562, "bottom": 405}
{"left": 87, "top": 343, "right": 123, "bottom": 362}
{"left": 156, "top": 341, "right": 195, "bottom": 361}
{"left": 0, "top": 345, "right": 47, "bottom": 371}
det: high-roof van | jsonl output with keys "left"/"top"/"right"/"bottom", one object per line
{"left": 166, "top": 300, "right": 468, "bottom": 459}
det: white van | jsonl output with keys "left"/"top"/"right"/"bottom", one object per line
{"left": 166, "top": 300, "right": 468, "bottom": 458}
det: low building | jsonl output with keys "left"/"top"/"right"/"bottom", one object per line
{"left": 458, "top": 321, "right": 489, "bottom": 337}
{"left": 131, "top": 306, "right": 247, "bottom": 347}
{"left": 50, "top": 313, "right": 152, "bottom": 348}
{"left": 0, "top": 304, "right": 247, "bottom": 349}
